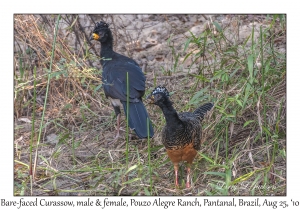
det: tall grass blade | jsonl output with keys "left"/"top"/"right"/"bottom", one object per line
{"left": 247, "top": 55, "right": 254, "bottom": 85}
{"left": 147, "top": 117, "right": 152, "bottom": 195}
{"left": 29, "top": 66, "right": 37, "bottom": 195}
{"left": 126, "top": 72, "right": 129, "bottom": 174}
{"left": 33, "top": 14, "right": 61, "bottom": 179}
{"left": 260, "top": 26, "right": 266, "bottom": 127}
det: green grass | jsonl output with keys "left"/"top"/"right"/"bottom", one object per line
{"left": 14, "top": 14, "right": 286, "bottom": 196}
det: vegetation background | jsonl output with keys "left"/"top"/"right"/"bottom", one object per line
{"left": 14, "top": 14, "right": 286, "bottom": 196}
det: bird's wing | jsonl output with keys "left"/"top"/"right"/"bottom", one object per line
{"left": 102, "top": 59, "right": 145, "bottom": 102}
{"left": 179, "top": 113, "right": 202, "bottom": 150}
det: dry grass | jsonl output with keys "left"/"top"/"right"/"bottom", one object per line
{"left": 14, "top": 14, "right": 286, "bottom": 196}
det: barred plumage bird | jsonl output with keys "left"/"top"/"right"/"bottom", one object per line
{"left": 147, "top": 86, "right": 213, "bottom": 188}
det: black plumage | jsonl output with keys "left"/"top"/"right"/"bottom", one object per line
{"left": 90, "top": 21, "right": 154, "bottom": 139}
{"left": 147, "top": 86, "right": 213, "bottom": 188}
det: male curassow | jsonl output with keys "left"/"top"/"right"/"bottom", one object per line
{"left": 147, "top": 86, "right": 213, "bottom": 188}
{"left": 90, "top": 21, "right": 154, "bottom": 139}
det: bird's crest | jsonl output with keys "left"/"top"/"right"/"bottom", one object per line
{"left": 93, "top": 21, "right": 109, "bottom": 33}
{"left": 152, "top": 86, "right": 169, "bottom": 97}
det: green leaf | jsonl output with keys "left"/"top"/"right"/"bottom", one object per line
{"left": 243, "top": 34, "right": 251, "bottom": 48}
{"left": 183, "top": 51, "right": 193, "bottom": 63}
{"left": 236, "top": 99, "right": 243, "bottom": 108}
{"left": 199, "top": 153, "right": 215, "bottom": 164}
{"left": 243, "top": 83, "right": 252, "bottom": 107}
{"left": 247, "top": 55, "right": 254, "bottom": 82}
{"left": 262, "top": 126, "right": 272, "bottom": 137}
{"left": 213, "top": 22, "right": 222, "bottom": 32}
{"left": 38, "top": 155, "right": 49, "bottom": 165}
{"left": 264, "top": 58, "right": 271, "bottom": 75}
{"left": 150, "top": 145, "right": 164, "bottom": 152}
{"left": 221, "top": 73, "right": 229, "bottom": 82}
{"left": 125, "top": 165, "right": 138, "bottom": 175}
{"left": 167, "top": 34, "right": 173, "bottom": 45}
{"left": 191, "top": 74, "right": 210, "bottom": 82}
{"left": 73, "top": 141, "right": 81, "bottom": 148}
{"left": 66, "top": 15, "right": 78, "bottom": 30}
{"left": 226, "top": 114, "right": 235, "bottom": 118}
{"left": 189, "top": 31, "right": 197, "bottom": 40}
{"left": 94, "top": 84, "right": 102, "bottom": 93}
{"left": 230, "top": 68, "right": 240, "bottom": 78}
{"left": 204, "top": 190, "right": 214, "bottom": 196}
{"left": 243, "top": 120, "right": 254, "bottom": 127}
{"left": 278, "top": 14, "right": 285, "bottom": 26}
{"left": 188, "top": 87, "right": 208, "bottom": 105}
{"left": 57, "top": 133, "right": 70, "bottom": 146}
{"left": 231, "top": 170, "right": 257, "bottom": 185}
{"left": 204, "top": 171, "right": 226, "bottom": 178}
{"left": 63, "top": 103, "right": 72, "bottom": 110}
{"left": 144, "top": 187, "right": 151, "bottom": 196}
{"left": 183, "top": 37, "right": 192, "bottom": 52}
{"left": 250, "top": 174, "right": 262, "bottom": 195}
{"left": 273, "top": 14, "right": 278, "bottom": 22}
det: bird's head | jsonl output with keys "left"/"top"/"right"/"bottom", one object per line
{"left": 146, "top": 86, "right": 170, "bottom": 105}
{"left": 90, "top": 21, "right": 111, "bottom": 42}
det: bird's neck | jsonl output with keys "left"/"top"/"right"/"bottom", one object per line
{"left": 159, "top": 98, "right": 182, "bottom": 128}
{"left": 100, "top": 36, "right": 114, "bottom": 65}
{"left": 100, "top": 40, "right": 113, "bottom": 56}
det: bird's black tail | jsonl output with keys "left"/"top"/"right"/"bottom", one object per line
{"left": 122, "top": 101, "right": 154, "bottom": 139}
{"left": 193, "top": 102, "right": 214, "bottom": 121}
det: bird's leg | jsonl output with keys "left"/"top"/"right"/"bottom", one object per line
{"left": 107, "top": 114, "right": 121, "bottom": 145}
{"left": 174, "top": 164, "right": 179, "bottom": 188}
{"left": 186, "top": 164, "right": 191, "bottom": 188}
{"left": 111, "top": 105, "right": 121, "bottom": 140}
{"left": 114, "top": 113, "right": 121, "bottom": 139}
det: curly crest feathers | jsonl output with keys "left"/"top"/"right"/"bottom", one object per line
{"left": 93, "top": 21, "right": 110, "bottom": 33}
{"left": 151, "top": 86, "right": 170, "bottom": 97}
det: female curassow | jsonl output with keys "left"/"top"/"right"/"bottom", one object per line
{"left": 147, "top": 86, "right": 213, "bottom": 188}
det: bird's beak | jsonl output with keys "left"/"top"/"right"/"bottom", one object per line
{"left": 146, "top": 94, "right": 154, "bottom": 104}
{"left": 90, "top": 33, "right": 100, "bottom": 41}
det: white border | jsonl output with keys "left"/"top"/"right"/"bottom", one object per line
{"left": 2, "top": 0, "right": 298, "bottom": 209}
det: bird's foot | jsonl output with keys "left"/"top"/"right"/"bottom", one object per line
{"left": 114, "top": 132, "right": 120, "bottom": 140}
{"left": 107, "top": 132, "right": 121, "bottom": 145}
{"left": 186, "top": 167, "right": 191, "bottom": 188}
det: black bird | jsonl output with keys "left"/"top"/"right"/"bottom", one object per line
{"left": 90, "top": 21, "right": 154, "bottom": 139}
{"left": 147, "top": 86, "right": 213, "bottom": 188}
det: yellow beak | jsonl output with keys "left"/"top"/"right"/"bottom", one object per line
{"left": 90, "top": 33, "right": 100, "bottom": 40}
